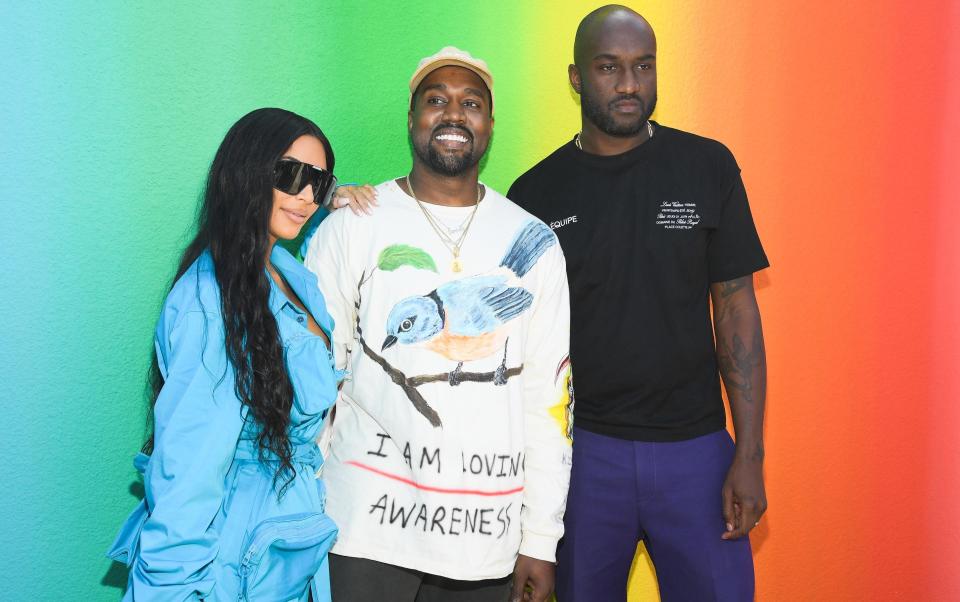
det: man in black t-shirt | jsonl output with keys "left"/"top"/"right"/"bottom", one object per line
{"left": 508, "top": 6, "right": 768, "bottom": 601}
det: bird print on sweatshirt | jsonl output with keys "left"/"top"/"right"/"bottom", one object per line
{"left": 381, "top": 221, "right": 555, "bottom": 386}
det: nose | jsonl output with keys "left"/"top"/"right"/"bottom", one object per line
{"left": 296, "top": 183, "right": 315, "bottom": 203}
{"left": 442, "top": 101, "right": 466, "bottom": 123}
{"left": 615, "top": 68, "right": 640, "bottom": 94}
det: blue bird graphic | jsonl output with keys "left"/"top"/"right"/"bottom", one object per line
{"left": 381, "top": 221, "right": 555, "bottom": 385}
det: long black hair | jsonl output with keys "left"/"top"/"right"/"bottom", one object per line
{"left": 147, "top": 108, "right": 335, "bottom": 494}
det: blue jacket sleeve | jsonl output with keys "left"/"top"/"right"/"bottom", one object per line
{"left": 130, "top": 309, "right": 246, "bottom": 601}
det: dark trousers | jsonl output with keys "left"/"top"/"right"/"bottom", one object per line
{"left": 329, "top": 553, "right": 512, "bottom": 602}
{"left": 556, "top": 427, "right": 754, "bottom": 602}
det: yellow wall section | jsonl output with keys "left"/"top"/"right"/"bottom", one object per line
{"left": 516, "top": 2, "right": 696, "bottom": 168}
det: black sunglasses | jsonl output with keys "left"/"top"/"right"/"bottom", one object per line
{"left": 273, "top": 159, "right": 338, "bottom": 206}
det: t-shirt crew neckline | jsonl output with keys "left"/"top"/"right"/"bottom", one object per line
{"left": 564, "top": 120, "right": 664, "bottom": 168}
{"left": 387, "top": 178, "right": 489, "bottom": 216}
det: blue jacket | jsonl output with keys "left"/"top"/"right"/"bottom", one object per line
{"left": 108, "top": 246, "right": 341, "bottom": 601}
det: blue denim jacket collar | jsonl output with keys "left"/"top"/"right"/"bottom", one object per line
{"left": 267, "top": 245, "right": 335, "bottom": 340}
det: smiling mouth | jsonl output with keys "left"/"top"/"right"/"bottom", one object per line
{"left": 433, "top": 127, "right": 473, "bottom": 148}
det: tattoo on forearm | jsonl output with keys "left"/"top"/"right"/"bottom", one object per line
{"left": 717, "top": 331, "right": 764, "bottom": 404}
{"left": 718, "top": 276, "right": 749, "bottom": 298}
{"left": 713, "top": 277, "right": 751, "bottom": 324}
{"left": 714, "top": 301, "right": 731, "bottom": 327}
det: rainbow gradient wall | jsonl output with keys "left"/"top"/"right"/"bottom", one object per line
{"left": 2, "top": 2, "right": 958, "bottom": 600}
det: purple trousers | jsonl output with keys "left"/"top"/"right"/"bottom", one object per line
{"left": 556, "top": 427, "right": 754, "bottom": 602}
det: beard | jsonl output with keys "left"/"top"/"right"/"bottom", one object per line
{"left": 581, "top": 87, "right": 657, "bottom": 137}
{"left": 412, "top": 126, "right": 481, "bottom": 176}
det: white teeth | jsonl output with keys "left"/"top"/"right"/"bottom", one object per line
{"left": 436, "top": 134, "right": 468, "bottom": 142}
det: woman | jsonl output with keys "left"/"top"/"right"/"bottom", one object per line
{"left": 107, "top": 108, "right": 343, "bottom": 601}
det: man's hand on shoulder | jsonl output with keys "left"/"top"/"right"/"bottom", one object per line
{"left": 329, "top": 184, "right": 378, "bottom": 216}
{"left": 510, "top": 554, "right": 555, "bottom": 602}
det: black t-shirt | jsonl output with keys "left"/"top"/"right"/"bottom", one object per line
{"left": 508, "top": 123, "right": 768, "bottom": 441}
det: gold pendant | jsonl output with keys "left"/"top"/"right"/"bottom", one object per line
{"left": 451, "top": 246, "right": 462, "bottom": 272}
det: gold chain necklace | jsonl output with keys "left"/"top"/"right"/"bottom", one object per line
{"left": 407, "top": 180, "right": 474, "bottom": 251}
{"left": 406, "top": 176, "right": 481, "bottom": 273}
{"left": 575, "top": 120, "right": 654, "bottom": 150}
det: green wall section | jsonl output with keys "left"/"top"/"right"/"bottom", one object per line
{"left": 0, "top": 2, "right": 548, "bottom": 599}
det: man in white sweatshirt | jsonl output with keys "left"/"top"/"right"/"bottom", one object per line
{"left": 304, "top": 47, "right": 572, "bottom": 602}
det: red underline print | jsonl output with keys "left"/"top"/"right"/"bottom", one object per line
{"left": 345, "top": 460, "right": 524, "bottom": 497}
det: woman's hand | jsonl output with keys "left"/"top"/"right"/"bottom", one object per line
{"left": 331, "top": 184, "right": 378, "bottom": 216}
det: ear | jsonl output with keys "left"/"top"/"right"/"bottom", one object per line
{"left": 568, "top": 64, "right": 582, "bottom": 94}
{"left": 408, "top": 109, "right": 413, "bottom": 132}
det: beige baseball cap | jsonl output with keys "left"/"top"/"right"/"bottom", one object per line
{"left": 409, "top": 46, "right": 494, "bottom": 113}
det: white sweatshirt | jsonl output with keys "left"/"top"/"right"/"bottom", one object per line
{"left": 304, "top": 179, "right": 573, "bottom": 580}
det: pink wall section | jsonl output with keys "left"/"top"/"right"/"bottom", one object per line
{"left": 928, "top": 1, "right": 960, "bottom": 592}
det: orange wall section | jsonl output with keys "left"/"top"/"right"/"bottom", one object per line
{"left": 663, "top": 2, "right": 960, "bottom": 600}
{"left": 522, "top": 2, "right": 960, "bottom": 600}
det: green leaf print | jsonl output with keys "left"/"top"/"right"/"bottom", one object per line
{"left": 377, "top": 244, "right": 438, "bottom": 272}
